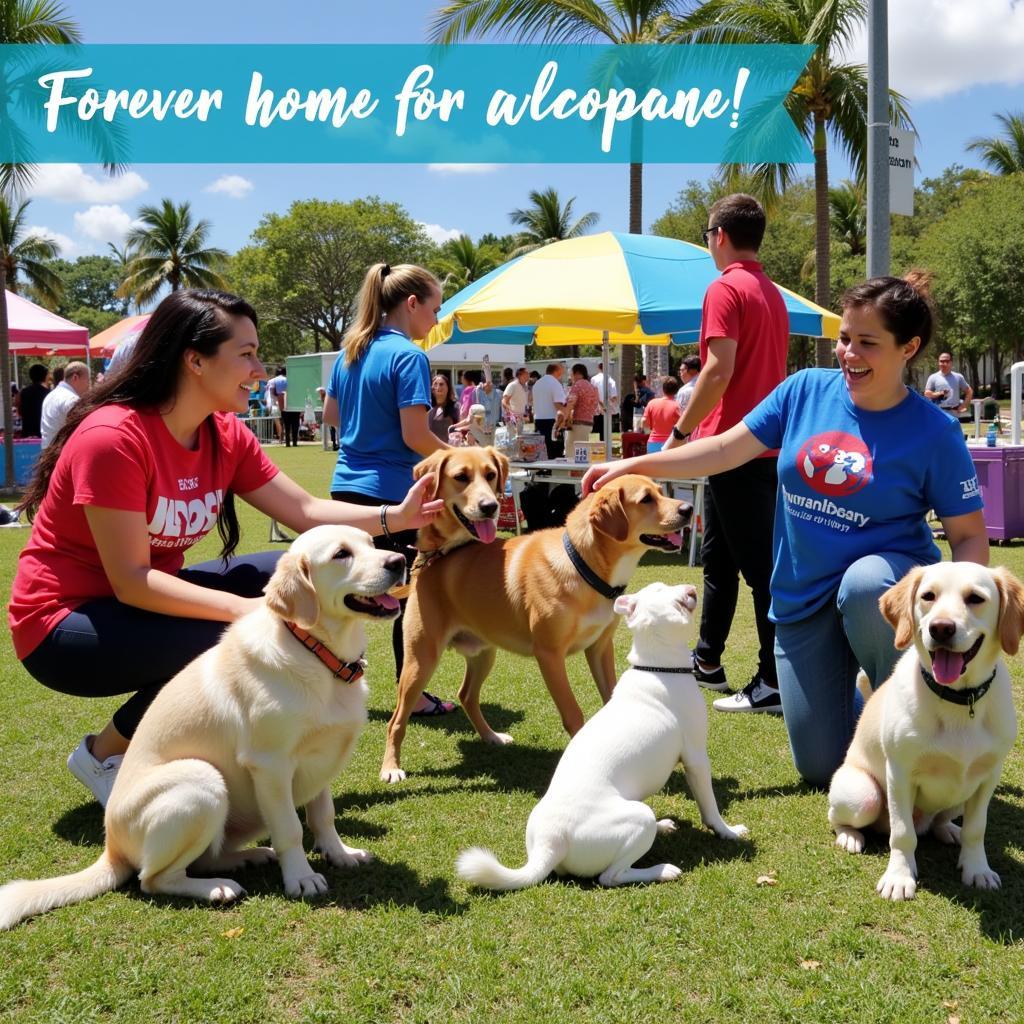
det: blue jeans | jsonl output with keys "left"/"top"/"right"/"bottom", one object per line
{"left": 774, "top": 552, "right": 927, "bottom": 788}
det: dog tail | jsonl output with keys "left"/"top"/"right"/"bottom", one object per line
{"left": 456, "top": 839, "right": 566, "bottom": 891}
{"left": 0, "top": 850, "right": 133, "bottom": 930}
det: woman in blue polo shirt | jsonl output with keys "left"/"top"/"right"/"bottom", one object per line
{"left": 323, "top": 262, "right": 454, "bottom": 716}
{"left": 583, "top": 273, "right": 989, "bottom": 786}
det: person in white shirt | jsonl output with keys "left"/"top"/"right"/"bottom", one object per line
{"left": 501, "top": 366, "right": 530, "bottom": 424}
{"left": 531, "top": 363, "right": 567, "bottom": 458}
{"left": 590, "top": 362, "right": 619, "bottom": 441}
{"left": 675, "top": 355, "right": 702, "bottom": 414}
{"left": 40, "top": 361, "right": 90, "bottom": 447}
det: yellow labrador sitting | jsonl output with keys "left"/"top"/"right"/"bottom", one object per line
{"left": 0, "top": 526, "right": 404, "bottom": 930}
{"left": 828, "top": 562, "right": 1024, "bottom": 902}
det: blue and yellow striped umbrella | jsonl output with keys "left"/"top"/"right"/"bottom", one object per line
{"left": 422, "top": 231, "right": 840, "bottom": 351}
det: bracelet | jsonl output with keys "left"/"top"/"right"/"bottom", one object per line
{"left": 671, "top": 426, "right": 690, "bottom": 441}
{"left": 380, "top": 503, "right": 392, "bottom": 538}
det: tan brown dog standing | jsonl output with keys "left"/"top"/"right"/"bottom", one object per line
{"left": 381, "top": 470, "right": 691, "bottom": 782}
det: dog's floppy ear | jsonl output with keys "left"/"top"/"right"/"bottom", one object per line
{"left": 264, "top": 551, "right": 319, "bottom": 628}
{"left": 486, "top": 447, "right": 510, "bottom": 494}
{"left": 613, "top": 593, "right": 637, "bottom": 618}
{"left": 992, "top": 566, "right": 1024, "bottom": 655}
{"left": 590, "top": 486, "right": 630, "bottom": 542}
{"left": 879, "top": 565, "right": 925, "bottom": 650}
{"left": 413, "top": 450, "right": 451, "bottom": 499}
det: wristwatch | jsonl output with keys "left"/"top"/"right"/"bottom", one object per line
{"left": 671, "top": 426, "right": 690, "bottom": 441}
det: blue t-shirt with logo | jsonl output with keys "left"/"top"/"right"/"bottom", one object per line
{"left": 744, "top": 369, "right": 983, "bottom": 624}
{"left": 326, "top": 327, "right": 431, "bottom": 501}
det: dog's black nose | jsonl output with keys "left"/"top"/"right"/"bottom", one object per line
{"left": 677, "top": 502, "right": 693, "bottom": 524}
{"left": 929, "top": 618, "right": 957, "bottom": 643}
{"left": 383, "top": 553, "right": 406, "bottom": 575}
{"left": 478, "top": 499, "right": 499, "bottom": 517}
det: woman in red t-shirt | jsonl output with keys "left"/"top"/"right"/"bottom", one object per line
{"left": 643, "top": 377, "right": 683, "bottom": 453}
{"left": 10, "top": 289, "right": 441, "bottom": 806}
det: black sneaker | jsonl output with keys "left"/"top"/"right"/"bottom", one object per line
{"left": 692, "top": 652, "right": 729, "bottom": 692}
{"left": 713, "top": 676, "right": 783, "bottom": 714}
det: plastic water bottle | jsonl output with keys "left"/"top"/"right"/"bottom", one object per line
{"left": 987, "top": 423, "right": 997, "bottom": 448}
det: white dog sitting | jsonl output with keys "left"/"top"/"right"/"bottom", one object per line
{"left": 828, "top": 562, "right": 1024, "bottom": 902}
{"left": 456, "top": 582, "right": 747, "bottom": 890}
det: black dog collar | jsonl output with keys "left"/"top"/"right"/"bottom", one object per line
{"left": 631, "top": 665, "right": 695, "bottom": 674}
{"left": 562, "top": 532, "right": 626, "bottom": 600}
{"left": 919, "top": 664, "right": 997, "bottom": 718}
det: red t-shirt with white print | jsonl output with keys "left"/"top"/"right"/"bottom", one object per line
{"left": 9, "top": 405, "right": 278, "bottom": 659}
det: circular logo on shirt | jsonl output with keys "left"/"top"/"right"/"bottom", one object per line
{"left": 796, "top": 432, "right": 872, "bottom": 496}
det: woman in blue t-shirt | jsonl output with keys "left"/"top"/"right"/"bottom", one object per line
{"left": 583, "top": 274, "right": 989, "bottom": 786}
{"left": 322, "top": 262, "right": 455, "bottom": 717}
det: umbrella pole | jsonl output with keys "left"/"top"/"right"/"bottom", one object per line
{"left": 602, "top": 331, "right": 613, "bottom": 459}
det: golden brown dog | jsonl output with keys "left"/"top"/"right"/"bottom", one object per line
{"left": 381, "top": 474, "right": 691, "bottom": 782}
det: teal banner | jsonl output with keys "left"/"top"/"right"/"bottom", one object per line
{"left": 0, "top": 44, "right": 813, "bottom": 164}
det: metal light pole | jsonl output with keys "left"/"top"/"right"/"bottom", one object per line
{"left": 866, "top": 0, "right": 890, "bottom": 278}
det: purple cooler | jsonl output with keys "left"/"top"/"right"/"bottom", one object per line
{"left": 969, "top": 445, "right": 1024, "bottom": 541}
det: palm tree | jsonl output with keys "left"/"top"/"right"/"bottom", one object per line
{"left": 0, "top": 196, "right": 64, "bottom": 306}
{"left": 0, "top": 0, "right": 81, "bottom": 487}
{"left": 433, "top": 234, "right": 502, "bottom": 298}
{"left": 119, "top": 199, "right": 229, "bottom": 307}
{"left": 430, "top": 1, "right": 683, "bottom": 236}
{"left": 106, "top": 241, "right": 134, "bottom": 315}
{"left": 828, "top": 178, "right": 866, "bottom": 256}
{"left": 966, "top": 112, "right": 1024, "bottom": 176}
{"left": 509, "top": 187, "right": 599, "bottom": 255}
{"left": 667, "top": 0, "right": 913, "bottom": 365}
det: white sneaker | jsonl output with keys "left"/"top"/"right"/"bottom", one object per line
{"left": 713, "top": 677, "right": 783, "bottom": 715}
{"left": 67, "top": 735, "right": 123, "bottom": 807}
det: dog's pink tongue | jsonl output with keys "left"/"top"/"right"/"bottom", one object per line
{"left": 475, "top": 519, "right": 497, "bottom": 543}
{"left": 931, "top": 648, "right": 964, "bottom": 686}
{"left": 665, "top": 531, "right": 683, "bottom": 549}
{"left": 376, "top": 593, "right": 400, "bottom": 612}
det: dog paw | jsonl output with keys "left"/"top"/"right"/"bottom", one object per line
{"left": 380, "top": 767, "right": 407, "bottom": 784}
{"left": 656, "top": 818, "right": 677, "bottom": 834}
{"left": 482, "top": 731, "right": 514, "bottom": 746}
{"left": 208, "top": 879, "right": 246, "bottom": 904}
{"left": 876, "top": 870, "right": 917, "bottom": 901}
{"left": 835, "top": 827, "right": 865, "bottom": 854}
{"left": 656, "top": 864, "right": 683, "bottom": 883}
{"left": 284, "top": 871, "right": 329, "bottom": 898}
{"left": 961, "top": 862, "right": 1000, "bottom": 890}
{"left": 933, "top": 821, "right": 962, "bottom": 846}
{"left": 319, "top": 844, "right": 374, "bottom": 870}
{"left": 238, "top": 846, "right": 277, "bottom": 866}
{"left": 719, "top": 823, "right": 748, "bottom": 840}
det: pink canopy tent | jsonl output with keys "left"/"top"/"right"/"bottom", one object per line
{"left": 4, "top": 290, "right": 89, "bottom": 357}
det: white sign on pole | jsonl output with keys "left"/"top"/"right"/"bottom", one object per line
{"left": 889, "top": 126, "right": 915, "bottom": 216}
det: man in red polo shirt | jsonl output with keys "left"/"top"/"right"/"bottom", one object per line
{"left": 664, "top": 194, "right": 789, "bottom": 714}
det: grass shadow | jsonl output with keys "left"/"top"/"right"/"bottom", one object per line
{"left": 52, "top": 802, "right": 105, "bottom": 847}
{"left": 366, "top": 703, "right": 527, "bottom": 737}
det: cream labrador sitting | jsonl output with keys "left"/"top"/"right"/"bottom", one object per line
{"left": 828, "top": 562, "right": 1024, "bottom": 902}
{"left": 456, "top": 582, "right": 747, "bottom": 890}
{"left": 0, "top": 526, "right": 404, "bottom": 930}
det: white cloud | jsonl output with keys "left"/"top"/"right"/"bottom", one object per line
{"left": 419, "top": 222, "right": 463, "bottom": 244}
{"left": 204, "top": 174, "right": 254, "bottom": 199}
{"left": 72, "top": 205, "right": 137, "bottom": 244}
{"left": 847, "top": 1, "right": 1024, "bottom": 99}
{"left": 427, "top": 164, "right": 501, "bottom": 175}
{"left": 27, "top": 164, "right": 149, "bottom": 203}
{"left": 25, "top": 225, "right": 78, "bottom": 257}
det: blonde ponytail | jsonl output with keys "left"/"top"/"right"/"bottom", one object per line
{"left": 342, "top": 262, "right": 441, "bottom": 365}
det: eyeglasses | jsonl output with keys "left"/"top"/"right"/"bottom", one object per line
{"left": 701, "top": 225, "right": 719, "bottom": 245}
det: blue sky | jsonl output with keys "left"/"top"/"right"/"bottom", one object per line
{"left": 22, "top": 0, "right": 1024, "bottom": 260}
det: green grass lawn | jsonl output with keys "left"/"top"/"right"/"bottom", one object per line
{"left": 2, "top": 443, "right": 1023, "bottom": 1023}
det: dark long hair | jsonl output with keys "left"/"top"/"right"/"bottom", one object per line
{"left": 840, "top": 271, "right": 935, "bottom": 365}
{"left": 431, "top": 374, "right": 456, "bottom": 420}
{"left": 19, "top": 289, "right": 258, "bottom": 560}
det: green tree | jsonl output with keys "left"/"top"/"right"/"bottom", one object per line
{"left": 667, "top": 0, "right": 913, "bottom": 365}
{"left": 0, "top": 0, "right": 81, "bottom": 486}
{"left": 0, "top": 196, "right": 63, "bottom": 305}
{"left": 47, "top": 254, "right": 126, "bottom": 316}
{"left": 827, "top": 179, "right": 865, "bottom": 256}
{"left": 966, "top": 112, "right": 1024, "bottom": 176}
{"left": 119, "top": 199, "right": 228, "bottom": 307}
{"left": 431, "top": 234, "right": 503, "bottom": 298}
{"left": 919, "top": 174, "right": 1024, "bottom": 397}
{"left": 231, "top": 197, "right": 435, "bottom": 353}
{"left": 509, "top": 187, "right": 599, "bottom": 255}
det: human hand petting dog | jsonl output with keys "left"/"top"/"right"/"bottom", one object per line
{"left": 391, "top": 472, "right": 445, "bottom": 531}
{"left": 581, "top": 457, "right": 643, "bottom": 496}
